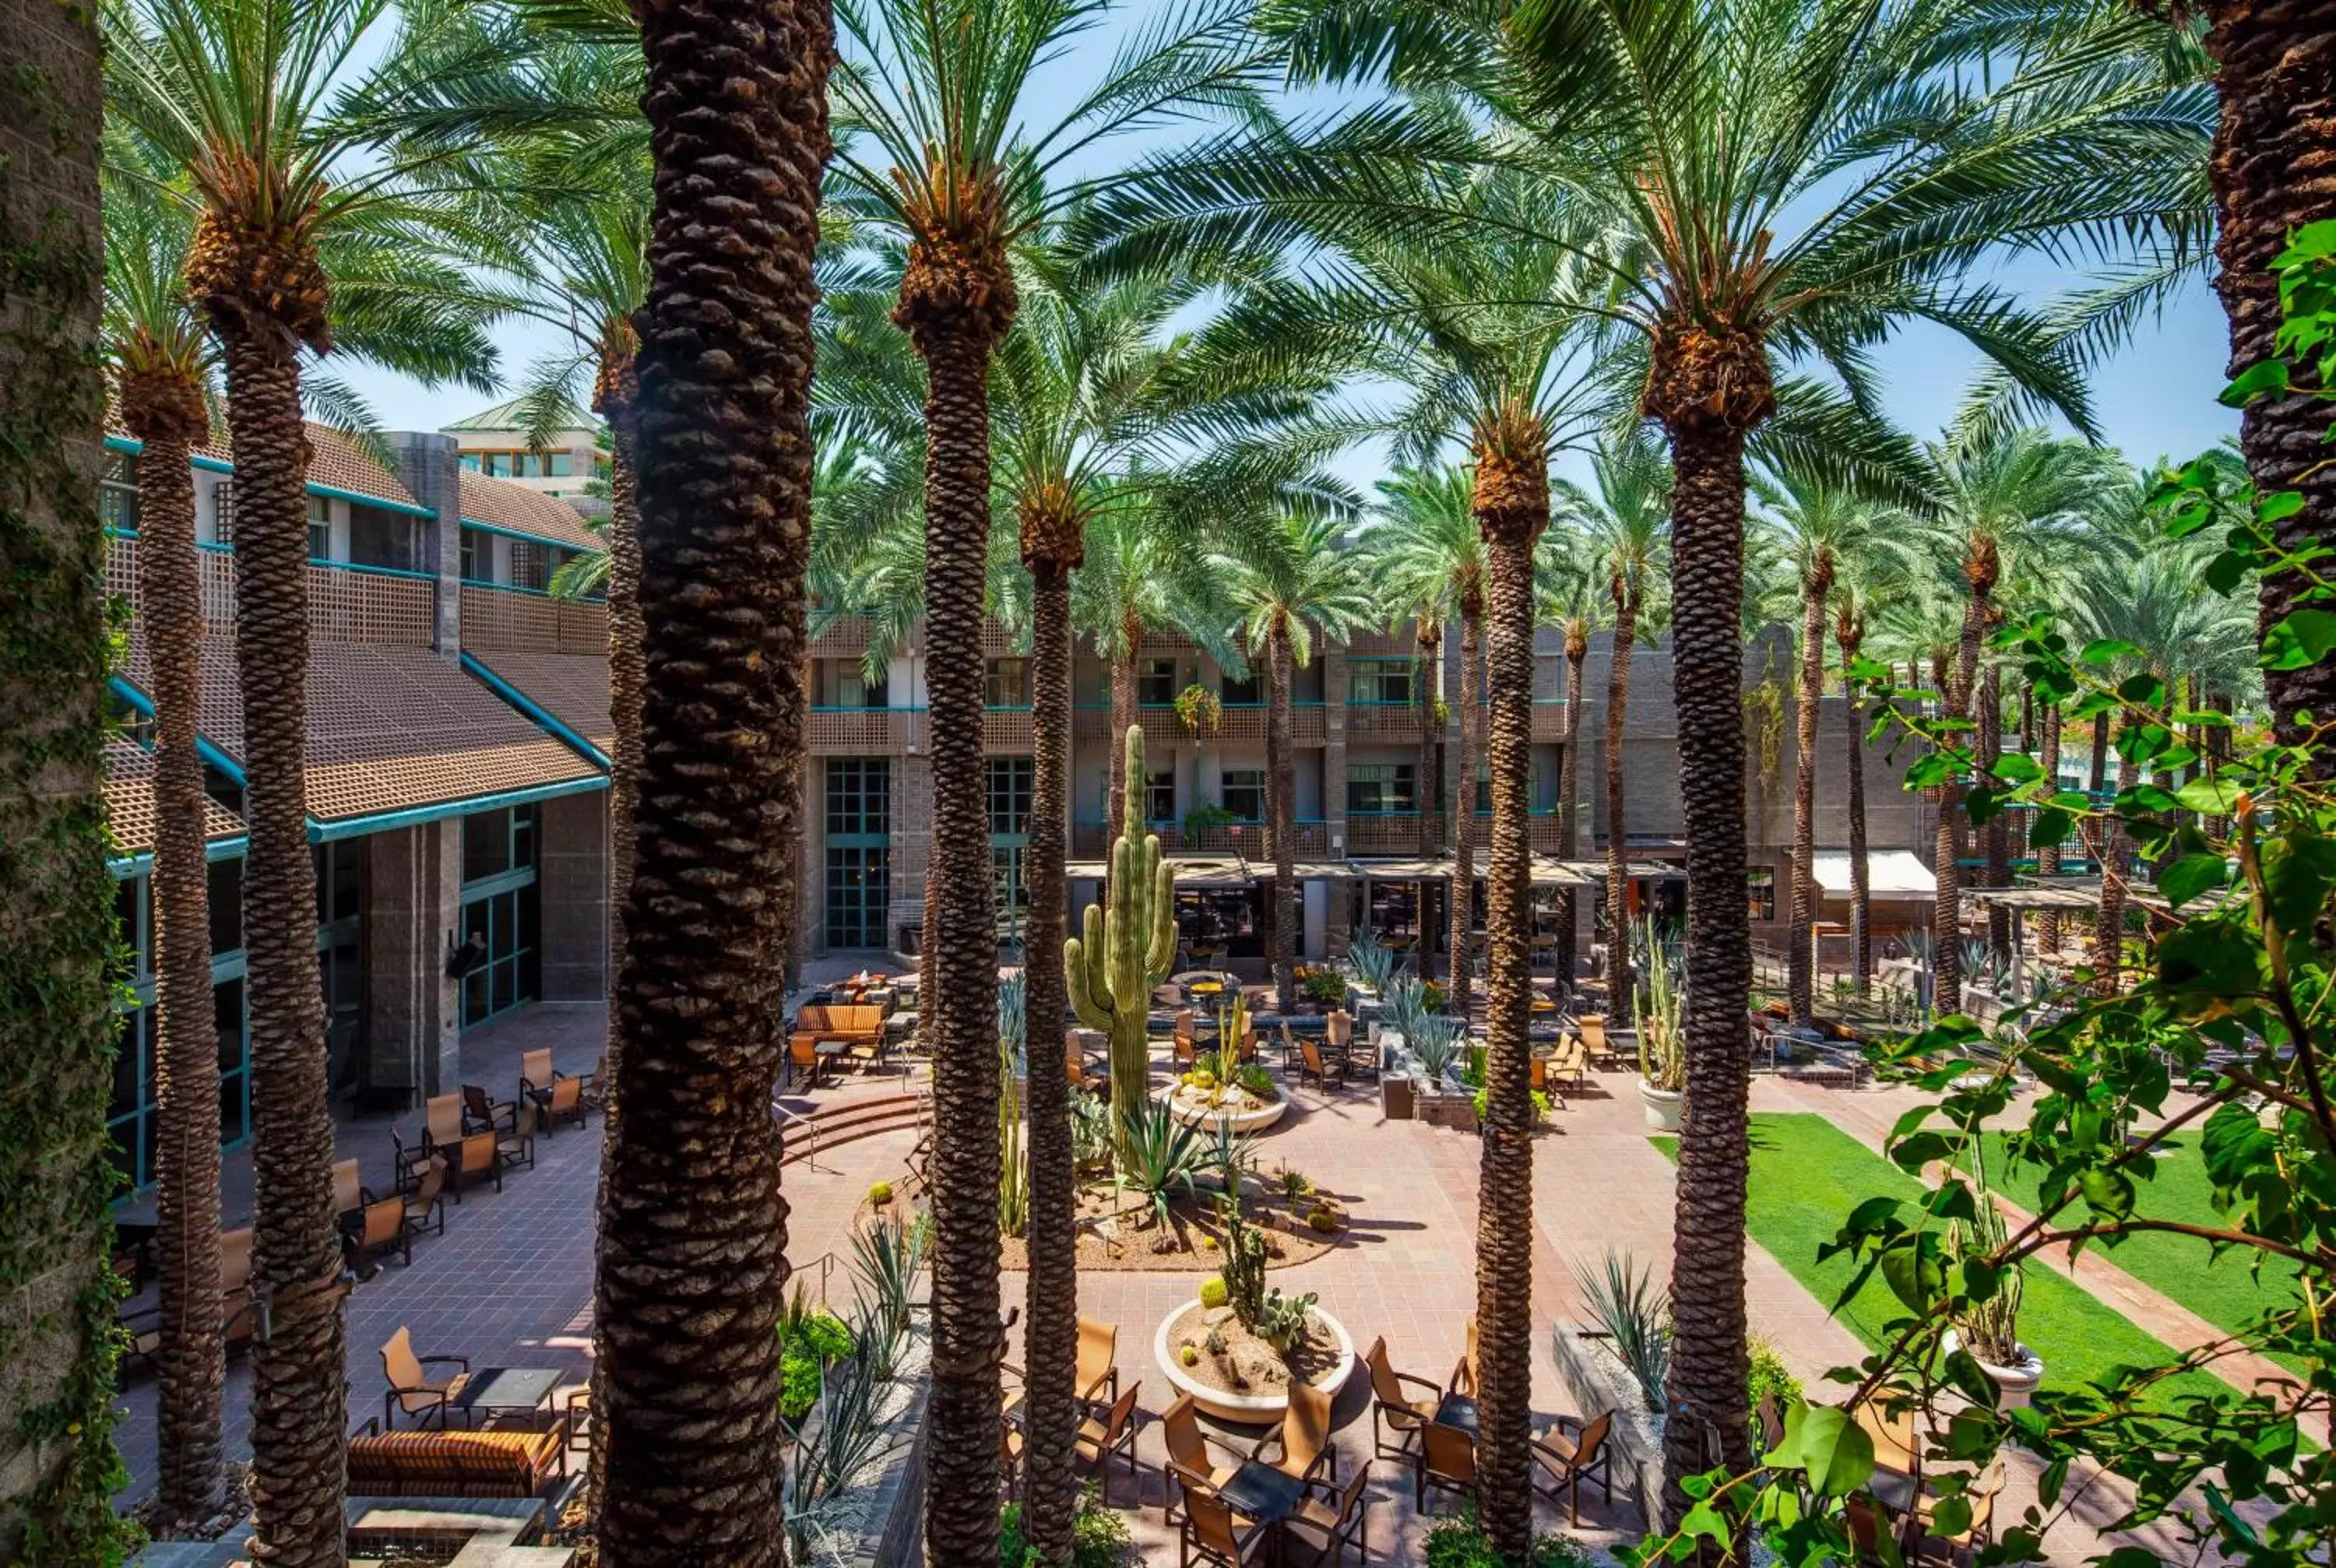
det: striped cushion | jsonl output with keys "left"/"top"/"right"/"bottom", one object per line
{"left": 348, "top": 1426, "right": 560, "bottom": 1497}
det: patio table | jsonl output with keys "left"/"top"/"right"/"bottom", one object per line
{"left": 1214, "top": 1458, "right": 1310, "bottom": 1530}
{"left": 450, "top": 1366, "right": 562, "bottom": 1426}
{"left": 1435, "top": 1391, "right": 1480, "bottom": 1440}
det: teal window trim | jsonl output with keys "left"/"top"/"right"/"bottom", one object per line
{"left": 109, "top": 834, "right": 250, "bottom": 881}
{"left": 460, "top": 863, "right": 538, "bottom": 901}
{"left": 811, "top": 705, "right": 927, "bottom": 714}
{"left": 983, "top": 703, "right": 1035, "bottom": 713}
{"left": 462, "top": 515, "right": 589, "bottom": 552}
{"left": 311, "top": 557, "right": 435, "bottom": 582}
{"left": 462, "top": 575, "right": 553, "bottom": 598}
{"left": 103, "top": 434, "right": 433, "bottom": 512}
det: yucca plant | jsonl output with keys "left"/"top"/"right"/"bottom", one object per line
{"left": 1572, "top": 1249, "right": 1673, "bottom": 1412}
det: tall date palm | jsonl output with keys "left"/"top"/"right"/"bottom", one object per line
{"left": 825, "top": 6, "right": 1277, "bottom": 1555}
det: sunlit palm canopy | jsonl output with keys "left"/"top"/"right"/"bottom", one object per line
{"left": 1212, "top": 511, "right": 1380, "bottom": 669}
{"left": 1554, "top": 435, "right": 1674, "bottom": 634}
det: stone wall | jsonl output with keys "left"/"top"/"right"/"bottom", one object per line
{"left": 538, "top": 790, "right": 609, "bottom": 1001}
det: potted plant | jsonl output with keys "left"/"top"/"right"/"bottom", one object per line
{"left": 1173, "top": 682, "right": 1223, "bottom": 736}
{"left": 1154, "top": 1189, "right": 1354, "bottom": 1422}
{"left": 1944, "top": 1140, "right": 2043, "bottom": 1406}
{"left": 1635, "top": 915, "right": 1685, "bottom": 1130}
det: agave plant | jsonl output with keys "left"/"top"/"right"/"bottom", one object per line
{"left": 1112, "top": 1100, "right": 1213, "bottom": 1231}
{"left": 1408, "top": 1014, "right": 1469, "bottom": 1088}
{"left": 849, "top": 1209, "right": 931, "bottom": 1365}
{"left": 1345, "top": 928, "right": 1399, "bottom": 994}
{"left": 1573, "top": 1249, "right": 1673, "bottom": 1412}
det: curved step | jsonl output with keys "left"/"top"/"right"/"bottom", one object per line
{"left": 779, "top": 1095, "right": 926, "bottom": 1167}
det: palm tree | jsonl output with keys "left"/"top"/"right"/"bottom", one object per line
{"left": 1826, "top": 544, "right": 1912, "bottom": 992}
{"left": 825, "top": 16, "right": 1281, "bottom": 1536}
{"left": 1752, "top": 465, "right": 1896, "bottom": 1028}
{"left": 1913, "top": 429, "right": 2098, "bottom": 1000}
{"left": 101, "top": 153, "right": 227, "bottom": 1534}
{"left": 1369, "top": 469, "right": 1490, "bottom": 983}
{"left": 1536, "top": 528, "right": 1602, "bottom": 988}
{"left": 572, "top": 0, "right": 832, "bottom": 1556}
{"left": 1217, "top": 512, "right": 1374, "bottom": 1013}
{"left": 1556, "top": 440, "right": 1670, "bottom": 1032}
{"left": 104, "top": 4, "right": 508, "bottom": 1551}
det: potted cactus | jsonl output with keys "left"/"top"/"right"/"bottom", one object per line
{"left": 1635, "top": 915, "right": 1686, "bottom": 1130}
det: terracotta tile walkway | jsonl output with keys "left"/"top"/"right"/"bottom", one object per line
{"left": 113, "top": 978, "right": 2243, "bottom": 1562}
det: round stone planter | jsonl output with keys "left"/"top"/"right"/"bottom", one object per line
{"left": 1638, "top": 1080, "right": 1683, "bottom": 1131}
{"left": 1154, "top": 1299, "right": 1356, "bottom": 1424}
{"left": 1944, "top": 1330, "right": 2044, "bottom": 1408}
{"left": 1157, "top": 1081, "right": 1290, "bottom": 1136}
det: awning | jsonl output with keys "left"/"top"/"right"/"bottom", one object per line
{"left": 1352, "top": 858, "right": 1450, "bottom": 881}
{"left": 1812, "top": 849, "right": 1936, "bottom": 898}
{"left": 1550, "top": 859, "right": 1687, "bottom": 882}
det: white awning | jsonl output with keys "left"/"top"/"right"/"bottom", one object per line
{"left": 1812, "top": 849, "right": 1935, "bottom": 898}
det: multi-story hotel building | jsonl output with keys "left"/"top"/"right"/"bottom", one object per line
{"left": 99, "top": 418, "right": 1933, "bottom": 1194}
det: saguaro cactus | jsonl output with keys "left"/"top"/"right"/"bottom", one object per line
{"left": 1066, "top": 725, "right": 1178, "bottom": 1144}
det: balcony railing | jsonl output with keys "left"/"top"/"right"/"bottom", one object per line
{"left": 1074, "top": 701, "right": 1328, "bottom": 746}
{"left": 807, "top": 705, "right": 922, "bottom": 753}
{"left": 460, "top": 580, "right": 607, "bottom": 656}
{"left": 983, "top": 705, "right": 1034, "bottom": 751}
{"left": 1346, "top": 812, "right": 1446, "bottom": 856}
{"left": 1345, "top": 701, "right": 1426, "bottom": 743}
{"left": 109, "top": 535, "right": 428, "bottom": 644}
{"left": 1071, "top": 818, "right": 1328, "bottom": 860}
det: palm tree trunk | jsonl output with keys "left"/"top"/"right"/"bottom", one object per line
{"left": 1933, "top": 587, "right": 1985, "bottom": 1014}
{"left": 2036, "top": 701, "right": 2063, "bottom": 951}
{"left": 1417, "top": 624, "right": 1441, "bottom": 862}
{"left": 1603, "top": 600, "right": 1637, "bottom": 1025}
{"left": 1467, "top": 420, "right": 1546, "bottom": 1561}
{"left": 1018, "top": 556, "right": 1078, "bottom": 1566}
{"left": 2201, "top": 0, "right": 2336, "bottom": 751}
{"left": 1981, "top": 662, "right": 2011, "bottom": 961}
{"left": 1787, "top": 562, "right": 1828, "bottom": 1028}
{"left": 899, "top": 261, "right": 1011, "bottom": 1568}
{"left": 1448, "top": 601, "right": 1482, "bottom": 993}
{"left": 593, "top": 0, "right": 829, "bottom": 1555}
{"left": 125, "top": 378, "right": 227, "bottom": 1528}
{"left": 202, "top": 325, "right": 346, "bottom": 1568}
{"left": 2091, "top": 742, "right": 2140, "bottom": 996}
{"left": 1842, "top": 665, "right": 1871, "bottom": 994}
{"left": 1655, "top": 413, "right": 1758, "bottom": 1529}
{"left": 1269, "top": 617, "right": 1297, "bottom": 1013}
{"left": 1107, "top": 632, "right": 1137, "bottom": 847}
{"left": 1556, "top": 638, "right": 1586, "bottom": 986}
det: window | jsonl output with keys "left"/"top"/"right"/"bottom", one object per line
{"left": 459, "top": 806, "right": 541, "bottom": 1029}
{"left": 1138, "top": 658, "right": 1178, "bottom": 706}
{"left": 1347, "top": 762, "right": 1416, "bottom": 814}
{"left": 825, "top": 847, "right": 890, "bottom": 947}
{"left": 107, "top": 869, "right": 252, "bottom": 1190}
{"left": 1350, "top": 660, "right": 1414, "bottom": 705}
{"left": 467, "top": 448, "right": 580, "bottom": 479}
{"left": 984, "top": 658, "right": 1029, "bottom": 707}
{"left": 1222, "top": 768, "right": 1265, "bottom": 823}
{"left": 836, "top": 666, "right": 889, "bottom": 708}
{"left": 1145, "top": 768, "right": 1176, "bottom": 824}
{"left": 1221, "top": 673, "right": 1261, "bottom": 704}
{"left": 826, "top": 758, "right": 891, "bottom": 838}
{"left": 987, "top": 758, "right": 1033, "bottom": 837}
{"left": 512, "top": 540, "right": 551, "bottom": 591}
{"left": 1476, "top": 765, "right": 1540, "bottom": 815}
{"left": 211, "top": 481, "right": 235, "bottom": 544}
{"left": 208, "top": 857, "right": 244, "bottom": 957}
{"left": 544, "top": 451, "right": 573, "bottom": 477}
{"left": 460, "top": 453, "right": 483, "bottom": 473}
{"left": 313, "top": 839, "right": 364, "bottom": 925}
{"left": 101, "top": 452, "right": 138, "bottom": 533}
{"left": 991, "top": 845, "right": 1027, "bottom": 914}
{"left": 1747, "top": 865, "right": 1776, "bottom": 923}
{"left": 460, "top": 528, "right": 481, "bottom": 582}
{"left": 307, "top": 494, "right": 332, "bottom": 561}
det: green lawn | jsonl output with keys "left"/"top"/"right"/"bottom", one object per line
{"left": 1975, "top": 1130, "right": 2301, "bottom": 1366}
{"left": 1655, "top": 1114, "right": 2229, "bottom": 1405}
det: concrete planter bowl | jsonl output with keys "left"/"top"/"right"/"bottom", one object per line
{"left": 1156, "top": 1080, "right": 1291, "bottom": 1136}
{"left": 1944, "top": 1330, "right": 2044, "bottom": 1408}
{"left": 1153, "top": 1299, "right": 1356, "bottom": 1424}
{"left": 1638, "top": 1080, "right": 1683, "bottom": 1131}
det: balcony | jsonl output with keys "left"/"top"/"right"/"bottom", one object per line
{"left": 111, "top": 535, "right": 429, "bottom": 644}
{"left": 1346, "top": 701, "right": 1425, "bottom": 744}
{"left": 984, "top": 705, "right": 1034, "bottom": 751}
{"left": 460, "top": 582, "right": 607, "bottom": 656}
{"left": 1073, "top": 704, "right": 1182, "bottom": 749}
{"left": 1346, "top": 812, "right": 1445, "bottom": 856}
{"left": 1078, "top": 701, "right": 1328, "bottom": 747}
{"left": 1070, "top": 818, "right": 1328, "bottom": 860}
{"left": 807, "top": 705, "right": 920, "bottom": 754}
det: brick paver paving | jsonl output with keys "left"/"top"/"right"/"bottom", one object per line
{"left": 115, "top": 979, "right": 2237, "bottom": 1563}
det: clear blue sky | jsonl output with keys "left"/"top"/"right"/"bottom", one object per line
{"left": 333, "top": 12, "right": 2239, "bottom": 483}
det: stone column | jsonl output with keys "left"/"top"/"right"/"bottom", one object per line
{"left": 538, "top": 789, "right": 609, "bottom": 1000}
{"left": 365, "top": 824, "right": 461, "bottom": 1099}
{"left": 387, "top": 431, "right": 462, "bottom": 657}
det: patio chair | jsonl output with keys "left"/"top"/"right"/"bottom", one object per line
{"left": 579, "top": 1052, "right": 607, "bottom": 1110}
{"left": 332, "top": 1158, "right": 369, "bottom": 1218}
{"left": 348, "top": 1195, "right": 418, "bottom": 1272}
{"left": 462, "top": 1083, "right": 515, "bottom": 1136}
{"left": 1856, "top": 1397, "right": 1923, "bottom": 1475}
{"left": 1575, "top": 1014, "right": 1616, "bottom": 1068}
{"left": 380, "top": 1326, "right": 468, "bottom": 1429}
{"left": 1178, "top": 1489, "right": 1273, "bottom": 1567}
{"left": 495, "top": 1097, "right": 538, "bottom": 1172}
{"left": 789, "top": 1034, "right": 825, "bottom": 1090}
{"left": 1550, "top": 1036, "right": 1588, "bottom": 1091}
{"left": 424, "top": 1092, "right": 464, "bottom": 1152}
{"left": 540, "top": 1073, "right": 589, "bottom": 1136}
{"left": 1173, "top": 1010, "right": 1198, "bottom": 1067}
{"left": 1298, "top": 1034, "right": 1342, "bottom": 1090}
{"left": 1918, "top": 1462, "right": 2004, "bottom": 1553}
{"left": 403, "top": 1156, "right": 449, "bottom": 1243}
{"left": 1530, "top": 1410, "right": 1614, "bottom": 1524}
{"left": 1364, "top": 1335, "right": 1441, "bottom": 1462}
{"left": 1282, "top": 1461, "right": 1373, "bottom": 1566}
{"left": 1450, "top": 1319, "right": 1479, "bottom": 1397}
{"left": 1413, "top": 1420, "right": 1476, "bottom": 1514}
{"left": 390, "top": 1127, "right": 431, "bottom": 1193}
{"left": 1247, "top": 1377, "right": 1338, "bottom": 1484}
{"left": 1004, "top": 1315, "right": 1117, "bottom": 1412}
{"left": 220, "top": 1226, "right": 253, "bottom": 1296}
{"left": 1159, "top": 1393, "right": 1245, "bottom": 1526}
{"left": 519, "top": 1047, "right": 556, "bottom": 1109}
{"left": 1067, "top": 1039, "right": 1102, "bottom": 1093}
{"left": 447, "top": 1130, "right": 502, "bottom": 1201}
{"left": 1004, "top": 1380, "right": 1142, "bottom": 1504}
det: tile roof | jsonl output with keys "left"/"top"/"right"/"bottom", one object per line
{"left": 469, "top": 652, "right": 613, "bottom": 753}
{"left": 111, "top": 420, "right": 424, "bottom": 511}
{"left": 458, "top": 473, "right": 603, "bottom": 552}
{"left": 101, "top": 739, "right": 245, "bottom": 857}
{"left": 118, "top": 640, "right": 603, "bottom": 824}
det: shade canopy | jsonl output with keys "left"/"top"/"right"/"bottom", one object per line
{"left": 1811, "top": 849, "right": 1936, "bottom": 898}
